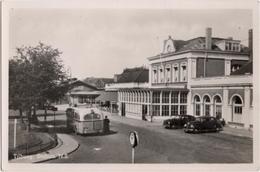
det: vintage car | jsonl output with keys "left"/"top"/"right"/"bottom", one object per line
{"left": 184, "top": 116, "right": 223, "bottom": 133}
{"left": 163, "top": 115, "right": 196, "bottom": 129}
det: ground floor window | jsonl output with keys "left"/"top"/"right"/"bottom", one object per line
{"left": 180, "top": 105, "right": 187, "bottom": 115}
{"left": 204, "top": 104, "right": 210, "bottom": 116}
{"left": 162, "top": 105, "right": 169, "bottom": 116}
{"left": 232, "top": 95, "right": 243, "bottom": 115}
{"left": 152, "top": 105, "right": 160, "bottom": 116}
{"left": 171, "top": 105, "right": 178, "bottom": 115}
{"left": 195, "top": 104, "right": 200, "bottom": 116}
{"left": 194, "top": 95, "right": 201, "bottom": 116}
{"left": 234, "top": 106, "right": 242, "bottom": 114}
{"left": 203, "top": 95, "right": 211, "bottom": 116}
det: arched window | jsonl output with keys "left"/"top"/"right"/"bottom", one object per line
{"left": 194, "top": 95, "right": 201, "bottom": 116}
{"left": 159, "top": 66, "right": 164, "bottom": 83}
{"left": 203, "top": 95, "right": 211, "bottom": 116}
{"left": 231, "top": 95, "right": 243, "bottom": 123}
{"left": 232, "top": 96, "right": 243, "bottom": 114}
{"left": 165, "top": 65, "right": 171, "bottom": 83}
{"left": 180, "top": 62, "right": 187, "bottom": 82}
{"left": 172, "top": 64, "right": 179, "bottom": 82}
{"left": 213, "top": 95, "right": 222, "bottom": 119}
{"left": 152, "top": 67, "right": 158, "bottom": 83}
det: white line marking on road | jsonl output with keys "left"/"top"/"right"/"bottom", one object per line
{"left": 94, "top": 148, "right": 102, "bottom": 151}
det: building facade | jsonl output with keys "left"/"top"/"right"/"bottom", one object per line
{"left": 106, "top": 28, "right": 253, "bottom": 129}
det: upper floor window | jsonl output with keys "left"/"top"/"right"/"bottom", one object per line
{"left": 225, "top": 42, "right": 240, "bottom": 52}
{"left": 172, "top": 64, "right": 179, "bottom": 82}
{"left": 152, "top": 68, "right": 158, "bottom": 83}
{"left": 231, "top": 64, "right": 241, "bottom": 72}
{"left": 180, "top": 63, "right": 187, "bottom": 82}
{"left": 165, "top": 65, "right": 171, "bottom": 83}
{"left": 159, "top": 66, "right": 164, "bottom": 83}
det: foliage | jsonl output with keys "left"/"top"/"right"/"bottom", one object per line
{"left": 9, "top": 42, "right": 69, "bottom": 113}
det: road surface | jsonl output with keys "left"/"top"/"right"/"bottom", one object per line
{"left": 48, "top": 117, "right": 252, "bottom": 163}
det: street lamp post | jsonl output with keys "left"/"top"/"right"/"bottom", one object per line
{"left": 53, "top": 107, "right": 58, "bottom": 132}
{"left": 54, "top": 110, "right": 56, "bottom": 132}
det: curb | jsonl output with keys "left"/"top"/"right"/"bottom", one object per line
{"left": 9, "top": 134, "right": 80, "bottom": 163}
{"left": 102, "top": 110, "right": 253, "bottom": 139}
{"left": 36, "top": 138, "right": 80, "bottom": 163}
{"left": 221, "top": 130, "right": 253, "bottom": 139}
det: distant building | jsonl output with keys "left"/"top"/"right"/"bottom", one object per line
{"left": 67, "top": 80, "right": 102, "bottom": 105}
{"left": 83, "top": 77, "right": 114, "bottom": 89}
{"left": 106, "top": 28, "right": 253, "bottom": 129}
{"left": 58, "top": 79, "right": 117, "bottom": 108}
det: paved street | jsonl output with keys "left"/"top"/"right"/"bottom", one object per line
{"left": 47, "top": 113, "right": 252, "bottom": 163}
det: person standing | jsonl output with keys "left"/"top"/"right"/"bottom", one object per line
{"left": 103, "top": 116, "right": 110, "bottom": 133}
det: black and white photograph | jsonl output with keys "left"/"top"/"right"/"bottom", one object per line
{"left": 1, "top": 0, "right": 260, "bottom": 171}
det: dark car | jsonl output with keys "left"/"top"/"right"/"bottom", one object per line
{"left": 184, "top": 116, "right": 223, "bottom": 133}
{"left": 163, "top": 115, "right": 196, "bottom": 129}
{"left": 46, "top": 105, "right": 58, "bottom": 111}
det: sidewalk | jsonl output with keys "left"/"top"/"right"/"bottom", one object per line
{"left": 9, "top": 134, "right": 79, "bottom": 163}
{"left": 221, "top": 126, "right": 253, "bottom": 138}
{"left": 102, "top": 110, "right": 253, "bottom": 139}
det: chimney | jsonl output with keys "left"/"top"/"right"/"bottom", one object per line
{"left": 114, "top": 74, "right": 119, "bottom": 82}
{"left": 248, "top": 29, "right": 253, "bottom": 61}
{"left": 205, "top": 27, "right": 212, "bottom": 50}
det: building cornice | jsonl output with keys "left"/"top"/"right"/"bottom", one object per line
{"left": 148, "top": 49, "right": 249, "bottom": 61}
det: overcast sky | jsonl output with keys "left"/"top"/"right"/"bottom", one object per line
{"left": 9, "top": 9, "right": 252, "bottom": 79}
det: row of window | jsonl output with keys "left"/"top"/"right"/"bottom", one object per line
{"left": 193, "top": 94, "right": 243, "bottom": 116}
{"left": 152, "top": 105, "right": 187, "bottom": 116}
{"left": 119, "top": 91, "right": 188, "bottom": 104}
{"left": 125, "top": 104, "right": 143, "bottom": 114}
{"left": 119, "top": 91, "right": 150, "bottom": 103}
{"left": 152, "top": 92, "right": 187, "bottom": 104}
{"left": 225, "top": 42, "right": 240, "bottom": 52}
{"left": 152, "top": 63, "right": 187, "bottom": 84}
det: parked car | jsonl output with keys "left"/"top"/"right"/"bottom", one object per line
{"left": 184, "top": 116, "right": 223, "bottom": 133}
{"left": 163, "top": 115, "right": 196, "bottom": 129}
{"left": 46, "top": 105, "right": 58, "bottom": 111}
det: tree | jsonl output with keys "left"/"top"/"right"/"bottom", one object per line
{"left": 9, "top": 42, "right": 69, "bottom": 130}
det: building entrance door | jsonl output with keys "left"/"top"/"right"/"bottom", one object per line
{"left": 121, "top": 103, "right": 125, "bottom": 117}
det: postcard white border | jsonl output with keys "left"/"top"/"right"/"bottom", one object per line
{"left": 2, "top": 0, "right": 260, "bottom": 171}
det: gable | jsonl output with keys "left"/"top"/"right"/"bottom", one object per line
{"left": 70, "top": 80, "right": 98, "bottom": 92}
{"left": 163, "top": 36, "right": 176, "bottom": 54}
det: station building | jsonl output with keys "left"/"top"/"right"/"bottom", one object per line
{"left": 106, "top": 28, "right": 253, "bottom": 129}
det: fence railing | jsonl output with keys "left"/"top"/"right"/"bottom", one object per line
{"left": 9, "top": 119, "right": 58, "bottom": 160}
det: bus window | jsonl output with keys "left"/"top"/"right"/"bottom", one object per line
{"left": 84, "top": 114, "right": 92, "bottom": 120}
{"left": 92, "top": 113, "right": 101, "bottom": 119}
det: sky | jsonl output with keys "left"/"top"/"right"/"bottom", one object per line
{"left": 9, "top": 9, "right": 252, "bottom": 79}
